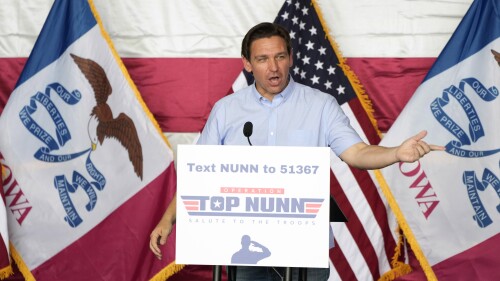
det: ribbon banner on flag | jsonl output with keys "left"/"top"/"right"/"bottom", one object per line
{"left": 0, "top": 0, "right": 180, "bottom": 280}
{"left": 378, "top": 0, "right": 500, "bottom": 280}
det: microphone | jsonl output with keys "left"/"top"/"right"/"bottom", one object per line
{"left": 243, "top": 121, "right": 253, "bottom": 146}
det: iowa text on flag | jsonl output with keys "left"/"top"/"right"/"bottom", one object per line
{"left": 232, "top": 1, "right": 406, "bottom": 280}
{"left": 378, "top": 0, "right": 500, "bottom": 280}
{"left": 0, "top": 0, "right": 180, "bottom": 280}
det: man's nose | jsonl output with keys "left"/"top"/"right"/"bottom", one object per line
{"left": 268, "top": 58, "right": 279, "bottom": 71}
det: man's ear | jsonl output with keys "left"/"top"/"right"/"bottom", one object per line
{"left": 242, "top": 56, "right": 252, "bottom": 73}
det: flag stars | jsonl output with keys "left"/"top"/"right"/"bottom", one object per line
{"left": 310, "top": 75, "right": 320, "bottom": 85}
{"left": 314, "top": 60, "right": 324, "bottom": 70}
{"left": 327, "top": 66, "right": 336, "bottom": 75}
{"left": 324, "top": 80, "right": 333, "bottom": 90}
{"left": 302, "top": 55, "right": 311, "bottom": 65}
{"left": 318, "top": 46, "right": 326, "bottom": 55}
{"left": 309, "top": 26, "right": 317, "bottom": 36}
{"left": 281, "top": 11, "right": 289, "bottom": 21}
{"left": 336, "top": 85, "right": 346, "bottom": 95}
{"left": 276, "top": 2, "right": 351, "bottom": 98}
{"left": 300, "top": 70, "right": 307, "bottom": 79}
{"left": 305, "top": 40, "right": 315, "bottom": 50}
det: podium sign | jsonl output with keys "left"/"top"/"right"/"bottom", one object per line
{"left": 176, "top": 145, "right": 330, "bottom": 268}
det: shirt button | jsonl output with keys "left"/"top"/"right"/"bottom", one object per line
{"left": 270, "top": 132, "right": 274, "bottom": 136}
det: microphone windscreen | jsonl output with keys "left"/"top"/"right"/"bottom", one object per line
{"left": 243, "top": 121, "right": 253, "bottom": 137}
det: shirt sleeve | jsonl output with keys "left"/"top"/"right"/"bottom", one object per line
{"left": 324, "top": 96, "right": 363, "bottom": 156}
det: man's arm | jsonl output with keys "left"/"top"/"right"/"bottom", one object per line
{"left": 339, "top": 130, "right": 445, "bottom": 170}
{"left": 149, "top": 194, "right": 177, "bottom": 260}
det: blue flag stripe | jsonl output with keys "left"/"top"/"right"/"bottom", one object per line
{"left": 425, "top": 0, "right": 500, "bottom": 81}
{"left": 16, "top": 0, "right": 96, "bottom": 88}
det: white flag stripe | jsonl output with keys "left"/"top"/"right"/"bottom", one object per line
{"left": 330, "top": 152, "right": 392, "bottom": 271}
{"left": 340, "top": 104, "right": 371, "bottom": 144}
{"left": 331, "top": 222, "right": 373, "bottom": 280}
{"left": 0, "top": 1, "right": 54, "bottom": 57}
{"left": 339, "top": 104, "right": 397, "bottom": 245}
{"left": 338, "top": 104, "right": 398, "bottom": 274}
{"left": 317, "top": 0, "right": 472, "bottom": 57}
{"left": 328, "top": 258, "right": 341, "bottom": 280}
{"left": 231, "top": 72, "right": 249, "bottom": 93}
{"left": 0, "top": 0, "right": 282, "bottom": 58}
{"left": 341, "top": 103, "right": 396, "bottom": 217}
{"left": 0, "top": 0, "right": 471, "bottom": 58}
{"left": 341, "top": 103, "right": 396, "bottom": 212}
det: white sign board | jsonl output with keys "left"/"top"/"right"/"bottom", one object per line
{"left": 176, "top": 145, "right": 330, "bottom": 268}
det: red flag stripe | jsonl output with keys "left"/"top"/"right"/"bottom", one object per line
{"left": 0, "top": 57, "right": 433, "bottom": 135}
{"left": 329, "top": 238, "right": 357, "bottom": 281}
{"left": 346, "top": 58, "right": 437, "bottom": 133}
{"left": 330, "top": 170, "right": 380, "bottom": 279}
{"left": 346, "top": 98, "right": 381, "bottom": 144}
{"left": 349, "top": 166, "right": 396, "bottom": 264}
{"left": 336, "top": 104, "right": 396, "bottom": 275}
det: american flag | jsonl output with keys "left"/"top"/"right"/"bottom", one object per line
{"left": 233, "top": 0, "right": 403, "bottom": 280}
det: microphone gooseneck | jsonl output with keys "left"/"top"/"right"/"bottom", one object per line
{"left": 243, "top": 121, "right": 253, "bottom": 146}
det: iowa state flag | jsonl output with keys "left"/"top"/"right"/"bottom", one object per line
{"left": 0, "top": 0, "right": 180, "bottom": 280}
{"left": 378, "top": 0, "right": 500, "bottom": 280}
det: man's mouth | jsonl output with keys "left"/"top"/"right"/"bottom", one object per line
{"left": 269, "top": 76, "right": 280, "bottom": 85}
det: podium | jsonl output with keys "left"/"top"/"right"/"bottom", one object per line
{"left": 175, "top": 145, "right": 345, "bottom": 281}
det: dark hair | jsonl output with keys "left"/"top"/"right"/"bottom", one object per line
{"left": 241, "top": 22, "right": 292, "bottom": 60}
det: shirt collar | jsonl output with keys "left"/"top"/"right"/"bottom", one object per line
{"left": 251, "top": 76, "right": 296, "bottom": 104}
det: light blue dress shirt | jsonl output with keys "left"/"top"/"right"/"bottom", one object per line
{"left": 197, "top": 78, "right": 361, "bottom": 254}
{"left": 197, "top": 78, "right": 362, "bottom": 157}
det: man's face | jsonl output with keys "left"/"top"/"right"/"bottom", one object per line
{"left": 242, "top": 36, "right": 292, "bottom": 101}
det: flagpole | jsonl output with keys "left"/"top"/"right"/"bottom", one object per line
{"left": 212, "top": 265, "right": 222, "bottom": 281}
{"left": 285, "top": 267, "right": 291, "bottom": 281}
